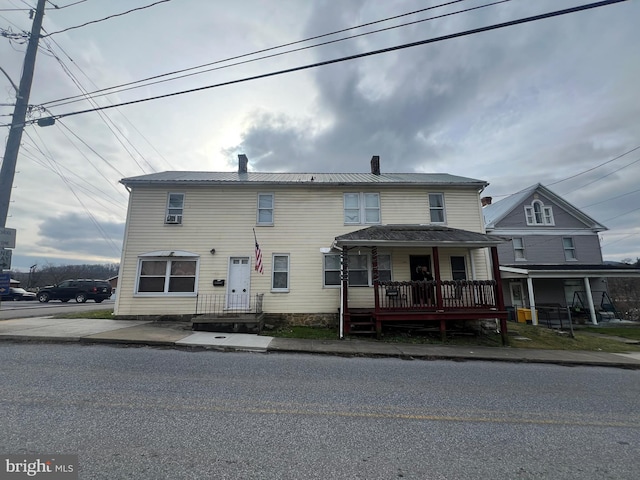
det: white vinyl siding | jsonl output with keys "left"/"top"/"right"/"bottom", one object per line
{"left": 116, "top": 185, "right": 493, "bottom": 316}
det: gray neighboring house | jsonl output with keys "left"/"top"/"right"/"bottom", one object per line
{"left": 483, "top": 183, "right": 640, "bottom": 325}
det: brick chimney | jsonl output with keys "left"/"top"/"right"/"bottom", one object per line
{"left": 370, "top": 155, "right": 380, "bottom": 175}
{"left": 238, "top": 154, "right": 248, "bottom": 173}
{"left": 481, "top": 196, "right": 492, "bottom": 207}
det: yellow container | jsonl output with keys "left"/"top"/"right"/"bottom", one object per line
{"left": 516, "top": 308, "right": 533, "bottom": 323}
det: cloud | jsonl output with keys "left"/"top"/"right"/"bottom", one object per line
{"left": 37, "top": 212, "right": 124, "bottom": 258}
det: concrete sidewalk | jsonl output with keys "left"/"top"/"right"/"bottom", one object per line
{"left": 1, "top": 316, "right": 640, "bottom": 369}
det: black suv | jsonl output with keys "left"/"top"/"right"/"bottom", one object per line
{"left": 37, "top": 279, "right": 112, "bottom": 303}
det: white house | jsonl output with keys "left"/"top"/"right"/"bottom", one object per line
{"left": 115, "top": 155, "right": 508, "bottom": 340}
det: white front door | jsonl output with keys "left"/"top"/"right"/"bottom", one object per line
{"left": 227, "top": 257, "right": 250, "bottom": 310}
{"left": 510, "top": 281, "right": 525, "bottom": 308}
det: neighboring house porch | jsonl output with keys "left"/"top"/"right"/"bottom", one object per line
{"left": 501, "top": 264, "right": 640, "bottom": 325}
{"left": 334, "top": 225, "right": 509, "bottom": 344}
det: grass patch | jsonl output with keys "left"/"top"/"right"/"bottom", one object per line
{"left": 507, "top": 323, "right": 640, "bottom": 352}
{"left": 581, "top": 326, "right": 640, "bottom": 341}
{"left": 53, "top": 309, "right": 114, "bottom": 320}
{"left": 267, "top": 322, "right": 640, "bottom": 352}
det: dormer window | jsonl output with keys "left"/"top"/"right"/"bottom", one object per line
{"left": 524, "top": 200, "right": 554, "bottom": 226}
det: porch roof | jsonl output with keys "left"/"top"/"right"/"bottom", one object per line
{"left": 335, "top": 225, "right": 507, "bottom": 248}
{"left": 500, "top": 264, "right": 640, "bottom": 279}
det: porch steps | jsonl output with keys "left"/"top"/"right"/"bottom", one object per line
{"left": 348, "top": 311, "right": 376, "bottom": 335}
{"left": 191, "top": 313, "right": 265, "bottom": 334}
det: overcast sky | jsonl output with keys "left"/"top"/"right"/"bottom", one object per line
{"left": 1, "top": 0, "right": 639, "bottom": 272}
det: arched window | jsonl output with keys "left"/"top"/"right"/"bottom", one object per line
{"left": 524, "top": 200, "right": 554, "bottom": 226}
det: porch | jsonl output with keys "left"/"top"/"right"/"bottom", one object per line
{"left": 345, "top": 279, "right": 506, "bottom": 340}
{"left": 335, "top": 225, "right": 509, "bottom": 344}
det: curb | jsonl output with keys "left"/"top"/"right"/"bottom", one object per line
{"left": 2, "top": 333, "right": 640, "bottom": 370}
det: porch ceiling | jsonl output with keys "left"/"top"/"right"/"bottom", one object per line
{"left": 335, "top": 225, "right": 508, "bottom": 248}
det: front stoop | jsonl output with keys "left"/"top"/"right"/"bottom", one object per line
{"left": 191, "top": 313, "right": 265, "bottom": 334}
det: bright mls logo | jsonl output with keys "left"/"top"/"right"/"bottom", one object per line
{"left": 1, "top": 455, "right": 77, "bottom": 479}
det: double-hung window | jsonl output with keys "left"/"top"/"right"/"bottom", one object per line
{"left": 377, "top": 254, "right": 392, "bottom": 282}
{"left": 323, "top": 253, "right": 392, "bottom": 287}
{"left": 323, "top": 255, "right": 341, "bottom": 287}
{"left": 348, "top": 254, "right": 369, "bottom": 286}
{"left": 137, "top": 255, "right": 198, "bottom": 294}
{"left": 344, "top": 193, "right": 380, "bottom": 224}
{"left": 165, "top": 193, "right": 184, "bottom": 224}
{"left": 257, "top": 193, "right": 274, "bottom": 225}
{"left": 563, "top": 237, "right": 577, "bottom": 261}
{"left": 513, "top": 238, "right": 526, "bottom": 260}
{"left": 429, "top": 193, "right": 445, "bottom": 223}
{"left": 272, "top": 254, "right": 289, "bottom": 292}
{"left": 450, "top": 256, "right": 467, "bottom": 280}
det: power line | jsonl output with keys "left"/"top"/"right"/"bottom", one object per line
{"left": 40, "top": 0, "right": 474, "bottom": 108}
{"left": 579, "top": 187, "right": 640, "bottom": 209}
{"left": 547, "top": 144, "right": 640, "bottom": 187}
{"left": 41, "top": 31, "right": 173, "bottom": 170}
{"left": 46, "top": 0, "right": 513, "bottom": 110}
{"left": 487, "top": 143, "right": 640, "bottom": 201}
{"left": 561, "top": 156, "right": 640, "bottom": 196}
{"left": 24, "top": 127, "right": 123, "bottom": 254}
{"left": 42, "top": 0, "right": 172, "bottom": 37}
{"left": 46, "top": 0, "right": 89, "bottom": 9}
{"left": 39, "top": 34, "right": 152, "bottom": 174}
{"left": 19, "top": 0, "right": 625, "bottom": 126}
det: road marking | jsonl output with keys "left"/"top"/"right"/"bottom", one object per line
{"left": 3, "top": 394, "right": 639, "bottom": 429}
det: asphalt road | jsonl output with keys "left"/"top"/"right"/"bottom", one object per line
{"left": 1, "top": 343, "right": 638, "bottom": 479}
{"left": 0, "top": 298, "right": 114, "bottom": 319}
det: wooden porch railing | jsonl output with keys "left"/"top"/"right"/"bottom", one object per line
{"left": 376, "top": 280, "right": 499, "bottom": 311}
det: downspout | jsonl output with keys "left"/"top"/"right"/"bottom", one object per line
{"left": 339, "top": 247, "right": 349, "bottom": 339}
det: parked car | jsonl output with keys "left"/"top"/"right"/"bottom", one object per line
{"left": 37, "top": 279, "right": 112, "bottom": 303}
{"left": 1, "top": 287, "right": 37, "bottom": 301}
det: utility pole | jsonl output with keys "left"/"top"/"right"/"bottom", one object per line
{"left": 0, "top": 0, "right": 46, "bottom": 228}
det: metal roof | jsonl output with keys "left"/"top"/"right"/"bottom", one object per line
{"left": 335, "top": 225, "right": 507, "bottom": 248}
{"left": 120, "top": 171, "right": 488, "bottom": 188}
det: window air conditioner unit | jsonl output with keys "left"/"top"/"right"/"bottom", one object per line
{"left": 166, "top": 214, "right": 182, "bottom": 224}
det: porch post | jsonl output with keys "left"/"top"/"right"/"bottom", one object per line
{"left": 583, "top": 277, "right": 598, "bottom": 325}
{"left": 526, "top": 277, "right": 538, "bottom": 326}
{"left": 490, "top": 246, "right": 509, "bottom": 345}
{"left": 432, "top": 246, "right": 443, "bottom": 309}
{"left": 372, "top": 246, "right": 380, "bottom": 314}
{"left": 340, "top": 248, "right": 350, "bottom": 337}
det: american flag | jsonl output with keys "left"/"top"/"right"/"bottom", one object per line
{"left": 255, "top": 240, "right": 264, "bottom": 274}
